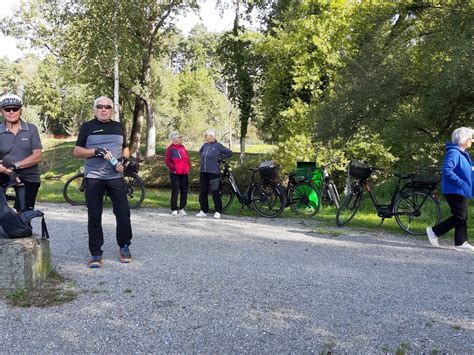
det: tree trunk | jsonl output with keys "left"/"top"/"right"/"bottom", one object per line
{"left": 129, "top": 97, "right": 145, "bottom": 156}
{"left": 240, "top": 136, "right": 245, "bottom": 163}
{"left": 145, "top": 100, "right": 156, "bottom": 161}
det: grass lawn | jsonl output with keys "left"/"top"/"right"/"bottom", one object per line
{"left": 35, "top": 137, "right": 474, "bottom": 241}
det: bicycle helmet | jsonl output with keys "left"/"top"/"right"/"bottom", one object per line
{"left": 0, "top": 94, "right": 23, "bottom": 108}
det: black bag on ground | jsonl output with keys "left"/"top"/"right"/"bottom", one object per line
{"left": 0, "top": 185, "right": 49, "bottom": 240}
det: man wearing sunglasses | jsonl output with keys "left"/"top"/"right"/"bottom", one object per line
{"left": 73, "top": 96, "right": 133, "bottom": 268}
{"left": 0, "top": 93, "right": 43, "bottom": 211}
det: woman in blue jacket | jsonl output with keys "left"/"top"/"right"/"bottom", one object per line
{"left": 196, "top": 128, "right": 232, "bottom": 219}
{"left": 426, "top": 127, "right": 474, "bottom": 252}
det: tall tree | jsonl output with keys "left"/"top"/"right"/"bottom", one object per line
{"left": 255, "top": 0, "right": 351, "bottom": 141}
{"left": 217, "top": 0, "right": 265, "bottom": 159}
{"left": 1, "top": 0, "right": 198, "bottom": 160}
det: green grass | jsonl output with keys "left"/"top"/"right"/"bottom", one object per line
{"left": 36, "top": 138, "right": 474, "bottom": 238}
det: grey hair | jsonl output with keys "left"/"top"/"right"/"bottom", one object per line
{"left": 452, "top": 127, "right": 473, "bottom": 146}
{"left": 93, "top": 96, "right": 113, "bottom": 109}
{"left": 169, "top": 131, "right": 181, "bottom": 141}
{"left": 205, "top": 128, "right": 216, "bottom": 139}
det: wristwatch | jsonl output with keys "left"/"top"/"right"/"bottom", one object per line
{"left": 14, "top": 162, "right": 20, "bottom": 170}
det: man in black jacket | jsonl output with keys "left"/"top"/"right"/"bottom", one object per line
{"left": 73, "top": 96, "right": 133, "bottom": 268}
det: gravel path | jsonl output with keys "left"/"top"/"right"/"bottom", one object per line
{"left": 0, "top": 202, "right": 472, "bottom": 353}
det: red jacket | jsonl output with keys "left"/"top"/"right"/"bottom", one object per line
{"left": 165, "top": 144, "right": 190, "bottom": 175}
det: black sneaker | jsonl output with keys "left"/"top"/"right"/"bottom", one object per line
{"left": 120, "top": 244, "right": 132, "bottom": 263}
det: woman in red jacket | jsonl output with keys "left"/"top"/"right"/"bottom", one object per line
{"left": 165, "top": 132, "right": 190, "bottom": 216}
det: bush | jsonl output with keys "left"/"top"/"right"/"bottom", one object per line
{"left": 273, "top": 134, "right": 316, "bottom": 174}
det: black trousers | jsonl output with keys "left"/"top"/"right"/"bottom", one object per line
{"left": 432, "top": 194, "right": 468, "bottom": 246}
{"left": 199, "top": 172, "right": 222, "bottom": 213}
{"left": 14, "top": 180, "right": 40, "bottom": 212}
{"left": 170, "top": 173, "right": 188, "bottom": 211}
{"left": 85, "top": 178, "right": 132, "bottom": 256}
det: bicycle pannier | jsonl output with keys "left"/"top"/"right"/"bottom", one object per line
{"left": 348, "top": 160, "right": 372, "bottom": 180}
{"left": 259, "top": 160, "right": 279, "bottom": 181}
{"left": 0, "top": 186, "right": 49, "bottom": 240}
{"left": 407, "top": 172, "right": 439, "bottom": 189}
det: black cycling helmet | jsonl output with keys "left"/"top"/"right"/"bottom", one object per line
{"left": 0, "top": 94, "right": 23, "bottom": 108}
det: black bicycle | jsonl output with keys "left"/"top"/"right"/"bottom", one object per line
{"left": 63, "top": 160, "right": 145, "bottom": 209}
{"left": 336, "top": 160, "right": 441, "bottom": 235}
{"left": 318, "top": 161, "right": 341, "bottom": 209}
{"left": 216, "top": 160, "right": 286, "bottom": 218}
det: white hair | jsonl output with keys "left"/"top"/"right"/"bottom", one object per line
{"left": 93, "top": 96, "right": 113, "bottom": 109}
{"left": 169, "top": 131, "right": 181, "bottom": 141}
{"left": 452, "top": 127, "right": 473, "bottom": 146}
{"left": 205, "top": 128, "right": 216, "bottom": 139}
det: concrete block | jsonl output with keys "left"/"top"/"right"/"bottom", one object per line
{"left": 0, "top": 235, "right": 51, "bottom": 290}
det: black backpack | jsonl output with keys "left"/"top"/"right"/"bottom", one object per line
{"left": 0, "top": 178, "right": 49, "bottom": 240}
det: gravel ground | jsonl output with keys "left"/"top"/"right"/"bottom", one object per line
{"left": 0, "top": 202, "right": 472, "bottom": 353}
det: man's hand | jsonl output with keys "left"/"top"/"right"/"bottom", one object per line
{"left": 0, "top": 164, "right": 13, "bottom": 175}
{"left": 94, "top": 147, "right": 107, "bottom": 157}
{"left": 94, "top": 147, "right": 112, "bottom": 160}
{"left": 115, "top": 161, "right": 125, "bottom": 173}
{"left": 1, "top": 159, "right": 16, "bottom": 170}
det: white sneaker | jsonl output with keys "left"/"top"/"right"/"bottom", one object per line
{"left": 196, "top": 211, "right": 207, "bottom": 217}
{"left": 454, "top": 241, "right": 474, "bottom": 252}
{"left": 178, "top": 209, "right": 187, "bottom": 216}
{"left": 171, "top": 210, "right": 178, "bottom": 216}
{"left": 214, "top": 212, "right": 221, "bottom": 219}
{"left": 426, "top": 227, "right": 439, "bottom": 247}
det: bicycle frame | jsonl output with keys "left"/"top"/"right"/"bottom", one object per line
{"left": 221, "top": 162, "right": 258, "bottom": 206}
{"left": 357, "top": 174, "right": 435, "bottom": 222}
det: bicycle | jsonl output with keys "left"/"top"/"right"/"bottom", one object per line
{"left": 316, "top": 161, "right": 341, "bottom": 209}
{"left": 63, "top": 159, "right": 145, "bottom": 209}
{"left": 216, "top": 160, "right": 286, "bottom": 218}
{"left": 336, "top": 160, "right": 442, "bottom": 235}
{"left": 281, "top": 171, "right": 321, "bottom": 216}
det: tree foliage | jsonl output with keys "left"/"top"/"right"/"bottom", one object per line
{"left": 255, "top": 0, "right": 351, "bottom": 141}
{"left": 2, "top": 0, "right": 199, "bottom": 160}
{"left": 314, "top": 1, "right": 473, "bottom": 168}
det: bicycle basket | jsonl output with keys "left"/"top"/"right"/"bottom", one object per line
{"left": 124, "top": 158, "right": 140, "bottom": 174}
{"left": 348, "top": 160, "right": 372, "bottom": 180}
{"left": 259, "top": 160, "right": 279, "bottom": 181}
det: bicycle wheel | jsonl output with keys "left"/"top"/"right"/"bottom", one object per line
{"left": 327, "top": 181, "right": 340, "bottom": 209}
{"left": 124, "top": 173, "right": 145, "bottom": 209}
{"left": 251, "top": 181, "right": 286, "bottom": 218}
{"left": 394, "top": 189, "right": 441, "bottom": 235}
{"left": 220, "top": 181, "right": 235, "bottom": 213}
{"left": 208, "top": 180, "right": 235, "bottom": 213}
{"left": 336, "top": 190, "right": 363, "bottom": 226}
{"left": 63, "top": 173, "right": 86, "bottom": 206}
{"left": 289, "top": 182, "right": 321, "bottom": 216}
{"left": 220, "top": 181, "right": 235, "bottom": 212}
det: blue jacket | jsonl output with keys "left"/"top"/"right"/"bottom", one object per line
{"left": 441, "top": 142, "right": 473, "bottom": 198}
{"left": 199, "top": 141, "right": 232, "bottom": 174}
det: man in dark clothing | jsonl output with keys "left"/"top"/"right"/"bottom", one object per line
{"left": 73, "top": 96, "right": 133, "bottom": 268}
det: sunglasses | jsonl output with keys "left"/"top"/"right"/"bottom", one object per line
{"left": 2, "top": 107, "right": 21, "bottom": 113}
{"left": 95, "top": 104, "right": 113, "bottom": 110}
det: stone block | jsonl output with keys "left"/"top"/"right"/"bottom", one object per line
{"left": 0, "top": 235, "right": 51, "bottom": 290}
